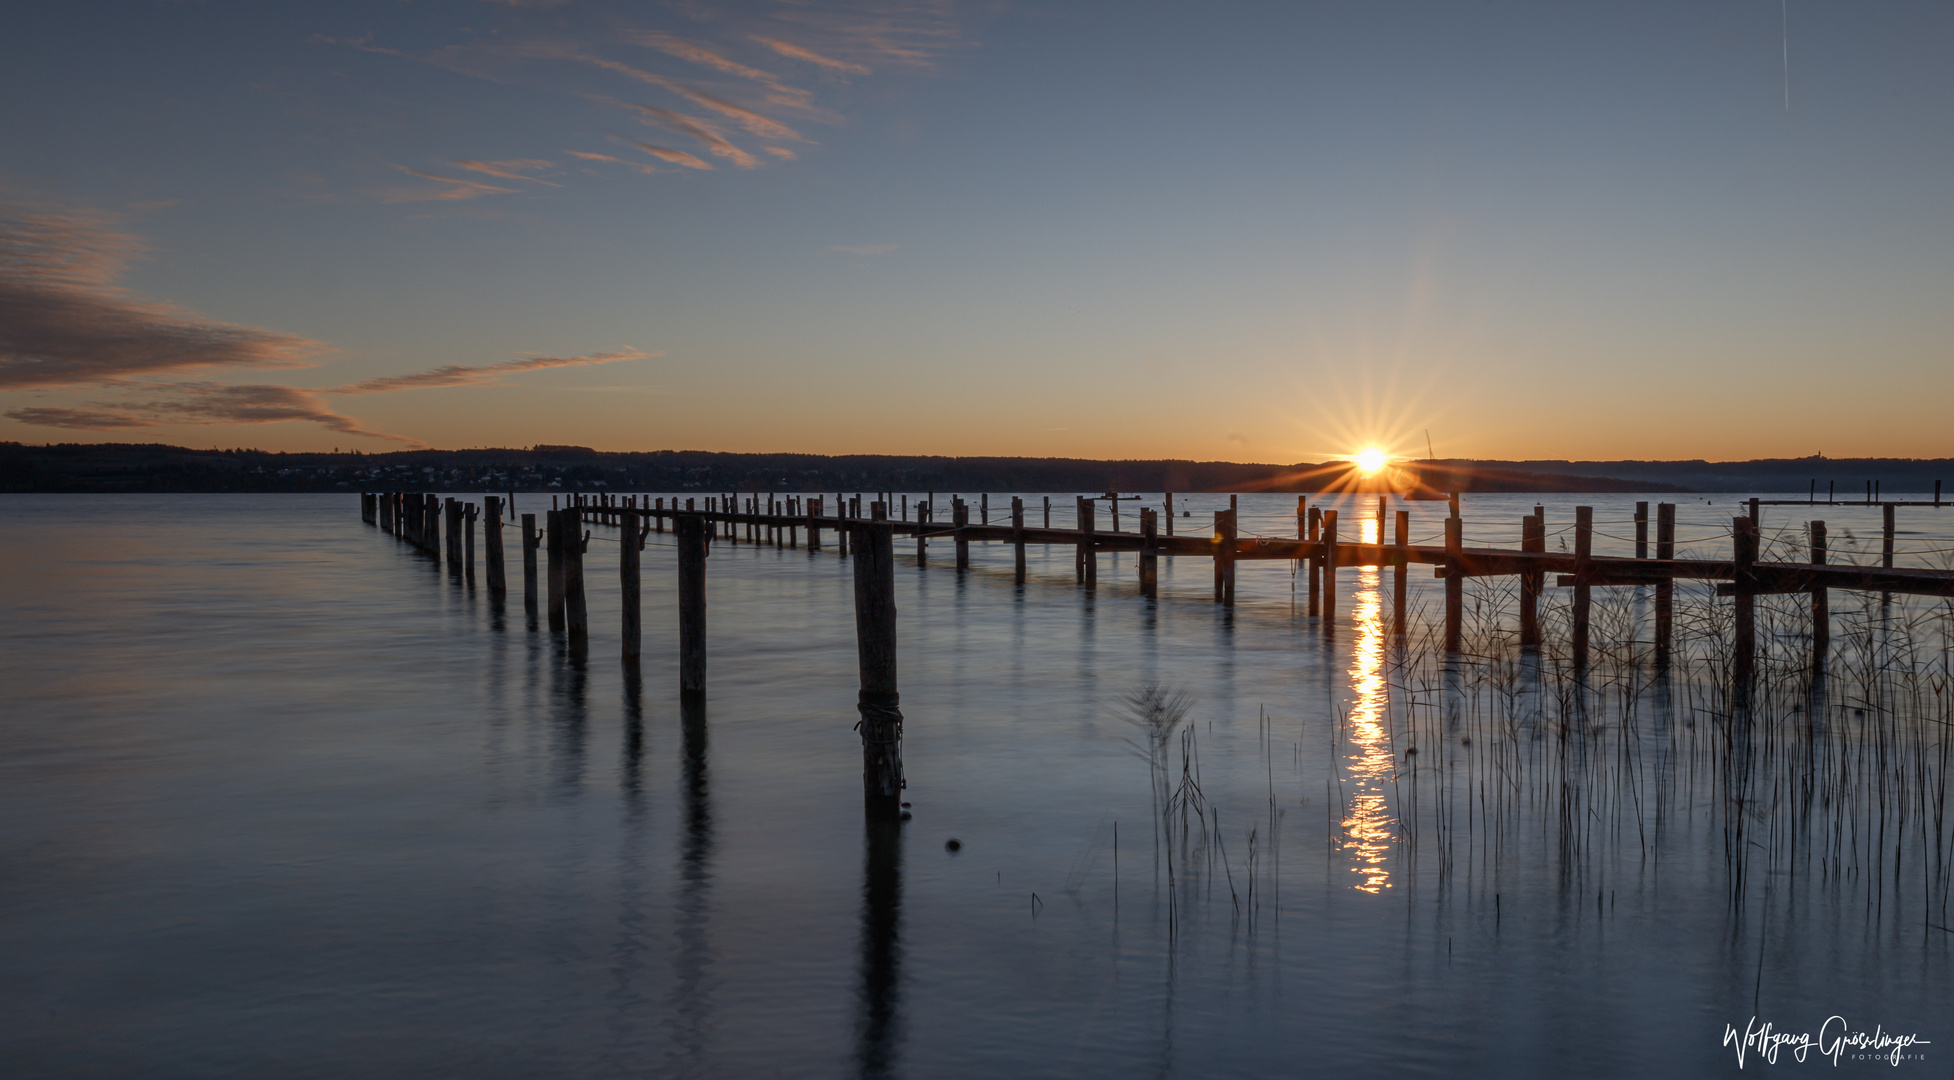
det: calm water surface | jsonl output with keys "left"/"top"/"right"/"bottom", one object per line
{"left": 3, "top": 493, "right": 1949, "bottom": 1077}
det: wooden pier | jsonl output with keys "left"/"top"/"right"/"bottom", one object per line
{"left": 361, "top": 488, "right": 1954, "bottom": 812}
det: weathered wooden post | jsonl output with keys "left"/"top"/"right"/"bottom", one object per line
{"left": 1748, "top": 497, "right": 1760, "bottom": 523}
{"left": 676, "top": 512, "right": 708, "bottom": 695}
{"left": 914, "top": 499, "right": 927, "bottom": 564}
{"left": 464, "top": 503, "right": 478, "bottom": 581}
{"left": 564, "top": 506, "right": 588, "bottom": 653}
{"left": 1572, "top": 506, "right": 1593, "bottom": 671}
{"left": 981, "top": 492, "right": 989, "bottom": 526}
{"left": 1732, "top": 515, "right": 1759, "bottom": 692}
{"left": 838, "top": 497, "right": 851, "bottom": 558}
{"left": 852, "top": 503, "right": 903, "bottom": 818}
{"left": 1635, "top": 501, "right": 1649, "bottom": 559}
{"left": 622, "top": 512, "right": 644, "bottom": 665}
{"left": 1140, "top": 507, "right": 1158, "bottom": 598}
{"left": 546, "top": 509, "right": 566, "bottom": 633}
{"left": 1393, "top": 509, "right": 1410, "bottom": 639}
{"left": 1321, "top": 510, "right": 1339, "bottom": 627}
{"left": 1882, "top": 502, "right": 1896, "bottom": 603}
{"left": 1882, "top": 502, "right": 1896, "bottom": 567}
{"left": 1043, "top": 496, "right": 1051, "bottom": 530}
{"left": 1216, "top": 507, "right": 1236, "bottom": 606}
{"left": 1081, "top": 498, "right": 1098, "bottom": 591}
{"left": 1164, "top": 492, "right": 1175, "bottom": 536}
{"left": 1306, "top": 506, "right": 1322, "bottom": 618}
{"left": 1654, "top": 503, "right": 1675, "bottom": 666}
{"left": 954, "top": 498, "right": 971, "bottom": 571}
{"left": 522, "top": 512, "right": 539, "bottom": 620}
{"left": 1810, "top": 520, "right": 1828, "bottom": 665}
{"left": 380, "top": 492, "right": 393, "bottom": 533}
{"left": 655, "top": 497, "right": 665, "bottom": 533}
{"left": 1444, "top": 515, "right": 1463, "bottom": 652}
{"left": 485, "top": 497, "right": 507, "bottom": 599}
{"left": 1520, "top": 514, "right": 1544, "bottom": 648}
{"left": 1011, "top": 496, "right": 1026, "bottom": 584}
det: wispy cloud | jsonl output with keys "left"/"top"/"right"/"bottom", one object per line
{"left": 385, "top": 166, "right": 519, "bottom": 202}
{"left": 830, "top": 243, "right": 900, "bottom": 256}
{"left": 452, "top": 158, "right": 561, "bottom": 184}
{"left": 318, "top": 3, "right": 973, "bottom": 195}
{"left": 630, "top": 141, "right": 713, "bottom": 171}
{"left": 332, "top": 348, "right": 655, "bottom": 394}
{"left": 620, "top": 103, "right": 760, "bottom": 168}
{"left": 4, "top": 383, "right": 415, "bottom": 444}
{"left": 751, "top": 36, "right": 872, "bottom": 76}
{"left": 5, "top": 406, "right": 156, "bottom": 429}
{"left": 0, "top": 207, "right": 324, "bottom": 391}
{"left": 0, "top": 202, "right": 653, "bottom": 447}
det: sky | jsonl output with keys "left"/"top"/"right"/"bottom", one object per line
{"left": 1, "top": 1, "right": 1950, "bottom": 462}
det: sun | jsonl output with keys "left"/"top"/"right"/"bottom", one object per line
{"left": 1354, "top": 447, "right": 1388, "bottom": 475}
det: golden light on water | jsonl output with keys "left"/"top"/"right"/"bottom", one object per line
{"left": 1354, "top": 447, "right": 1388, "bottom": 475}
{"left": 1339, "top": 554, "right": 1395, "bottom": 892}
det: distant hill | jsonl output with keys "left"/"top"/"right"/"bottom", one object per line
{"left": 0, "top": 442, "right": 1942, "bottom": 495}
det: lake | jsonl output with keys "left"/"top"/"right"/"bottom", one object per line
{"left": 2, "top": 492, "right": 1948, "bottom": 1077}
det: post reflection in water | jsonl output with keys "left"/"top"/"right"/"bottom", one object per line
{"left": 852, "top": 816, "right": 904, "bottom": 1080}
{"left": 1339, "top": 515, "right": 1395, "bottom": 893}
{"left": 667, "top": 693, "right": 714, "bottom": 1076}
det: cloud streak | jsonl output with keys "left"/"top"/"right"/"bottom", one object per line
{"left": 332, "top": 348, "right": 655, "bottom": 394}
{"left": 0, "top": 208, "right": 325, "bottom": 391}
{"left": 1, "top": 202, "right": 655, "bottom": 446}
{"left": 385, "top": 166, "right": 520, "bottom": 202}
{"left": 751, "top": 36, "right": 873, "bottom": 76}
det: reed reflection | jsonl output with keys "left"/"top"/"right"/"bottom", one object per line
{"left": 1339, "top": 543, "right": 1394, "bottom": 894}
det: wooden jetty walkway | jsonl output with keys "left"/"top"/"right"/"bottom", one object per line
{"left": 358, "top": 488, "right": 1954, "bottom": 816}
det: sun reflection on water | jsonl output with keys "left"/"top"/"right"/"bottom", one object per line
{"left": 1339, "top": 513, "right": 1394, "bottom": 892}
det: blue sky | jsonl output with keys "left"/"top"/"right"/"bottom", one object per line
{"left": 2, "top": 1, "right": 1949, "bottom": 460}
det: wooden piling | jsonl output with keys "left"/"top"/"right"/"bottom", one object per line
{"left": 1444, "top": 515, "right": 1463, "bottom": 652}
{"left": 1213, "top": 508, "right": 1235, "bottom": 606}
{"left": 1321, "top": 510, "right": 1339, "bottom": 627}
{"left": 1164, "top": 492, "right": 1174, "bottom": 536}
{"left": 485, "top": 497, "right": 506, "bottom": 598}
{"left": 1520, "top": 514, "right": 1544, "bottom": 648}
{"left": 522, "top": 513, "right": 539, "bottom": 619}
{"left": 1306, "top": 506, "right": 1322, "bottom": 618}
{"left": 1572, "top": 506, "right": 1593, "bottom": 671}
{"left": 546, "top": 509, "right": 566, "bottom": 633}
{"left": 464, "top": 503, "right": 477, "bottom": 581}
{"left": 622, "top": 511, "right": 643, "bottom": 664}
{"left": 1393, "top": 509, "right": 1409, "bottom": 639}
{"left": 1634, "top": 501, "right": 1648, "bottom": 559}
{"left": 809, "top": 497, "right": 823, "bottom": 551}
{"left": 1044, "top": 496, "right": 1051, "bottom": 529}
{"left": 955, "top": 498, "right": 971, "bottom": 571}
{"left": 1012, "top": 496, "right": 1027, "bottom": 584}
{"left": 564, "top": 507, "right": 588, "bottom": 653}
{"left": 1883, "top": 502, "right": 1896, "bottom": 603}
{"left": 1140, "top": 507, "right": 1159, "bottom": 598}
{"left": 1654, "top": 503, "right": 1675, "bottom": 666}
{"left": 1080, "top": 497, "right": 1098, "bottom": 590}
{"left": 1732, "top": 515, "right": 1759, "bottom": 691}
{"left": 850, "top": 507, "right": 903, "bottom": 817}
{"left": 1882, "top": 502, "right": 1896, "bottom": 568}
{"left": 1810, "top": 520, "right": 1828, "bottom": 665}
{"left": 676, "top": 513, "right": 708, "bottom": 695}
